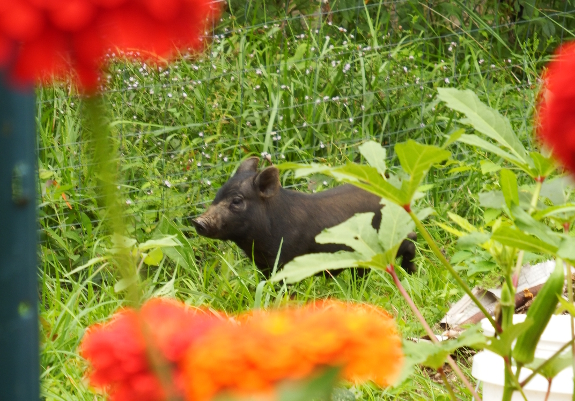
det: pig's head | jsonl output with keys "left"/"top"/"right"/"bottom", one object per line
{"left": 191, "top": 157, "right": 280, "bottom": 241}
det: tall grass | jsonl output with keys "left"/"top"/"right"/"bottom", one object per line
{"left": 37, "top": 0, "right": 574, "bottom": 399}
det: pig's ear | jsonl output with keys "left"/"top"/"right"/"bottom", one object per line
{"left": 254, "top": 167, "right": 280, "bottom": 198}
{"left": 236, "top": 157, "right": 259, "bottom": 174}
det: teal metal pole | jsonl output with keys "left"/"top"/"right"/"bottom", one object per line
{"left": 0, "top": 78, "right": 39, "bottom": 400}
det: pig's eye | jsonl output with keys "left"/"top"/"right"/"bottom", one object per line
{"left": 230, "top": 197, "right": 244, "bottom": 209}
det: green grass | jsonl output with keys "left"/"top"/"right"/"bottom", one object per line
{"left": 36, "top": 0, "right": 575, "bottom": 399}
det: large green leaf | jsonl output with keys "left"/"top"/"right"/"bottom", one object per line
{"left": 395, "top": 140, "right": 450, "bottom": 201}
{"left": 378, "top": 203, "right": 414, "bottom": 252}
{"left": 437, "top": 88, "right": 528, "bottom": 162}
{"left": 358, "top": 140, "right": 387, "bottom": 176}
{"left": 526, "top": 354, "right": 572, "bottom": 380}
{"left": 316, "top": 213, "right": 381, "bottom": 256}
{"left": 270, "top": 252, "right": 363, "bottom": 283}
{"left": 491, "top": 227, "right": 558, "bottom": 254}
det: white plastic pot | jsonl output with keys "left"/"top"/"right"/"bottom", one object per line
{"left": 472, "top": 315, "right": 574, "bottom": 401}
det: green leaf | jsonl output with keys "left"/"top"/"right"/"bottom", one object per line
{"left": 529, "top": 152, "right": 556, "bottom": 179}
{"left": 276, "top": 366, "right": 340, "bottom": 401}
{"left": 379, "top": 203, "right": 414, "bottom": 252}
{"left": 511, "top": 204, "right": 561, "bottom": 247}
{"left": 143, "top": 247, "right": 163, "bottom": 266}
{"left": 457, "top": 134, "right": 528, "bottom": 169}
{"left": 395, "top": 140, "right": 450, "bottom": 201}
{"left": 358, "top": 141, "right": 387, "bottom": 176}
{"left": 486, "top": 319, "right": 533, "bottom": 356}
{"left": 500, "top": 169, "right": 519, "bottom": 208}
{"left": 557, "top": 297, "right": 575, "bottom": 316}
{"left": 415, "top": 207, "right": 435, "bottom": 222}
{"left": 316, "top": 212, "right": 381, "bottom": 256}
{"left": 114, "top": 275, "right": 139, "bottom": 293}
{"left": 443, "top": 128, "right": 465, "bottom": 148}
{"left": 491, "top": 227, "right": 558, "bottom": 254}
{"left": 399, "top": 325, "right": 486, "bottom": 383}
{"left": 139, "top": 235, "right": 180, "bottom": 251}
{"left": 533, "top": 204, "right": 575, "bottom": 220}
{"left": 457, "top": 232, "right": 491, "bottom": 249}
{"left": 156, "top": 217, "right": 193, "bottom": 270}
{"left": 270, "top": 252, "right": 362, "bottom": 283}
{"left": 437, "top": 88, "right": 528, "bottom": 162}
{"left": 557, "top": 236, "right": 575, "bottom": 260}
{"left": 448, "top": 212, "right": 478, "bottom": 233}
{"left": 539, "top": 176, "right": 572, "bottom": 205}
{"left": 480, "top": 160, "right": 502, "bottom": 175}
{"left": 526, "top": 354, "right": 572, "bottom": 380}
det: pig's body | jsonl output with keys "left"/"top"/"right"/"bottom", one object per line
{"left": 192, "top": 157, "right": 416, "bottom": 277}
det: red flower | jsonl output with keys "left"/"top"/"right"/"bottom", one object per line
{"left": 0, "top": 0, "right": 218, "bottom": 92}
{"left": 80, "top": 298, "right": 220, "bottom": 401}
{"left": 537, "top": 41, "right": 575, "bottom": 174}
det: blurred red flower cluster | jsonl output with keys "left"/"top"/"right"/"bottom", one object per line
{"left": 537, "top": 41, "right": 575, "bottom": 174}
{"left": 80, "top": 298, "right": 404, "bottom": 401}
{"left": 80, "top": 298, "right": 222, "bottom": 401}
{"left": 0, "top": 0, "right": 217, "bottom": 92}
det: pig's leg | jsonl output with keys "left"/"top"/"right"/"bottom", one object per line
{"left": 397, "top": 232, "right": 417, "bottom": 273}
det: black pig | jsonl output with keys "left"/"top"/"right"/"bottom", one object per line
{"left": 192, "top": 157, "right": 417, "bottom": 277}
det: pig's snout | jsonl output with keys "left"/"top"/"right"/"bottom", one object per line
{"left": 191, "top": 217, "right": 210, "bottom": 236}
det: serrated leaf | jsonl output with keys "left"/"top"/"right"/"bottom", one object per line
{"left": 358, "top": 141, "right": 387, "bottom": 176}
{"left": 491, "top": 227, "right": 558, "bottom": 254}
{"left": 500, "top": 169, "right": 519, "bottom": 208}
{"left": 379, "top": 203, "right": 414, "bottom": 252}
{"left": 447, "top": 212, "right": 477, "bottom": 233}
{"left": 529, "top": 152, "right": 556, "bottom": 179}
{"left": 437, "top": 88, "right": 528, "bottom": 162}
{"left": 486, "top": 319, "right": 533, "bottom": 356}
{"left": 143, "top": 247, "right": 163, "bottom": 266}
{"left": 359, "top": 249, "right": 398, "bottom": 270}
{"left": 316, "top": 212, "right": 381, "bottom": 256}
{"left": 270, "top": 252, "right": 362, "bottom": 283}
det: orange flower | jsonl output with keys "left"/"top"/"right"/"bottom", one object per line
{"left": 0, "top": 0, "right": 218, "bottom": 92}
{"left": 183, "top": 300, "right": 403, "bottom": 401}
{"left": 80, "top": 298, "right": 220, "bottom": 401}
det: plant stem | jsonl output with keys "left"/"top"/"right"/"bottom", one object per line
{"left": 83, "top": 95, "right": 140, "bottom": 305}
{"left": 386, "top": 265, "right": 482, "bottom": 401}
{"left": 409, "top": 210, "right": 501, "bottom": 333}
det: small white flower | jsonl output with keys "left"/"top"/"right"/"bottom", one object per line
{"left": 164, "top": 180, "right": 172, "bottom": 188}
{"left": 199, "top": 132, "right": 204, "bottom": 137}
{"left": 206, "top": 180, "right": 211, "bottom": 186}
{"left": 256, "top": 69, "right": 262, "bottom": 75}
{"left": 409, "top": 55, "right": 414, "bottom": 60}
{"left": 448, "top": 46, "right": 453, "bottom": 52}
{"left": 323, "top": 181, "right": 328, "bottom": 185}
{"left": 403, "top": 66, "right": 408, "bottom": 73}
{"left": 349, "top": 118, "right": 353, "bottom": 122}
{"left": 491, "top": 64, "right": 495, "bottom": 68}
{"left": 149, "top": 89, "right": 154, "bottom": 94}
{"left": 444, "top": 78, "right": 450, "bottom": 84}
{"left": 168, "top": 93, "right": 172, "bottom": 98}
{"left": 126, "top": 199, "right": 132, "bottom": 205}
{"left": 224, "top": 157, "right": 228, "bottom": 162}
{"left": 197, "top": 162, "right": 201, "bottom": 167}
{"left": 479, "top": 59, "right": 484, "bottom": 64}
